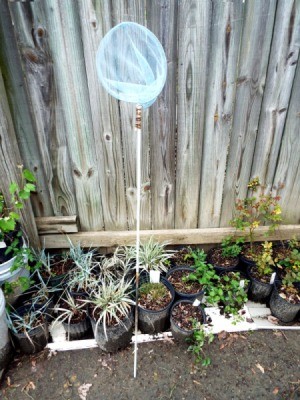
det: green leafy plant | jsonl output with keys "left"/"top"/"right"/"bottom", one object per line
{"left": 277, "top": 248, "right": 300, "bottom": 287}
{"left": 221, "top": 236, "right": 244, "bottom": 258}
{"left": 188, "top": 321, "right": 214, "bottom": 366}
{"left": 254, "top": 241, "right": 275, "bottom": 278}
{"left": 230, "top": 177, "right": 282, "bottom": 249}
{"left": 139, "top": 282, "right": 168, "bottom": 301}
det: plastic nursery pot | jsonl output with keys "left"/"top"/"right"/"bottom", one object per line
{"left": 207, "top": 248, "right": 239, "bottom": 275}
{"left": 138, "top": 276, "right": 175, "bottom": 334}
{"left": 247, "top": 265, "right": 274, "bottom": 303}
{"left": 166, "top": 266, "right": 204, "bottom": 301}
{"left": 170, "top": 299, "right": 206, "bottom": 342}
{"left": 269, "top": 282, "right": 300, "bottom": 323}
{"left": 90, "top": 310, "right": 134, "bottom": 353}
{"left": 62, "top": 315, "right": 91, "bottom": 341}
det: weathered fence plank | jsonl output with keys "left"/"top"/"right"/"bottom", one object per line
{"left": 220, "top": 0, "right": 277, "bottom": 226}
{"left": 79, "top": 0, "right": 128, "bottom": 231}
{"left": 199, "top": 0, "right": 244, "bottom": 228}
{"left": 175, "top": 0, "right": 212, "bottom": 228}
{"left": 0, "top": 1, "right": 54, "bottom": 217}
{"left": 273, "top": 59, "right": 300, "bottom": 224}
{"left": 251, "top": 0, "right": 300, "bottom": 187}
{"left": 111, "top": 0, "right": 151, "bottom": 230}
{"left": 0, "top": 68, "right": 39, "bottom": 248}
{"left": 147, "top": 0, "right": 178, "bottom": 229}
{"left": 39, "top": 1, "right": 104, "bottom": 231}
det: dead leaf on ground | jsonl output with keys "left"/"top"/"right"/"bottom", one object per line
{"left": 163, "top": 336, "right": 174, "bottom": 345}
{"left": 218, "top": 331, "right": 229, "bottom": 341}
{"left": 273, "top": 331, "right": 283, "bottom": 338}
{"left": 6, "top": 376, "right": 20, "bottom": 389}
{"left": 273, "top": 387, "right": 279, "bottom": 395}
{"left": 268, "top": 315, "right": 279, "bottom": 324}
{"left": 256, "top": 363, "right": 265, "bottom": 374}
{"left": 251, "top": 368, "right": 256, "bottom": 375}
{"left": 22, "top": 381, "right": 36, "bottom": 393}
{"left": 78, "top": 383, "right": 92, "bottom": 400}
{"left": 193, "top": 380, "right": 201, "bottom": 385}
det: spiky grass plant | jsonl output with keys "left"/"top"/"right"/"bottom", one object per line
{"left": 85, "top": 277, "right": 134, "bottom": 338}
{"left": 67, "top": 250, "right": 97, "bottom": 293}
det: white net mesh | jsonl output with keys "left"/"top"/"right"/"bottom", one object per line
{"left": 96, "top": 22, "right": 167, "bottom": 108}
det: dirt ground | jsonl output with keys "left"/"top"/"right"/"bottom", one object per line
{"left": 0, "top": 330, "right": 299, "bottom": 400}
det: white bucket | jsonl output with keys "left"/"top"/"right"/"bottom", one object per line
{"left": 0, "top": 288, "right": 11, "bottom": 371}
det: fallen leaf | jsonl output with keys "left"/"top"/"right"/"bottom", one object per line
{"left": 268, "top": 315, "right": 279, "bottom": 324}
{"left": 193, "top": 380, "right": 201, "bottom": 385}
{"left": 273, "top": 387, "right": 279, "bottom": 395}
{"left": 163, "top": 335, "right": 174, "bottom": 345}
{"left": 219, "top": 343, "right": 226, "bottom": 350}
{"left": 256, "top": 363, "right": 265, "bottom": 374}
{"left": 78, "top": 383, "right": 92, "bottom": 400}
{"left": 273, "top": 331, "right": 283, "bottom": 338}
{"left": 251, "top": 368, "right": 256, "bottom": 375}
{"left": 22, "top": 381, "right": 36, "bottom": 393}
{"left": 218, "top": 331, "right": 229, "bottom": 341}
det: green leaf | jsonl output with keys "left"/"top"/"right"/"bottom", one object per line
{"left": 9, "top": 212, "right": 20, "bottom": 220}
{"left": 24, "top": 183, "right": 36, "bottom": 192}
{"left": 9, "top": 182, "right": 18, "bottom": 194}
{"left": 23, "top": 169, "right": 36, "bottom": 182}
{"left": 19, "top": 190, "right": 30, "bottom": 200}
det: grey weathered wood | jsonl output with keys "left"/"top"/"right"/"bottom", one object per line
{"left": 35, "top": 216, "right": 78, "bottom": 234}
{"left": 147, "top": 0, "right": 177, "bottom": 229}
{"left": 251, "top": 0, "right": 300, "bottom": 187}
{"left": 78, "top": 0, "right": 128, "bottom": 230}
{"left": 38, "top": 0, "right": 104, "bottom": 231}
{"left": 199, "top": 1, "right": 244, "bottom": 228}
{"left": 220, "top": 0, "right": 277, "bottom": 226}
{"left": 111, "top": 0, "right": 151, "bottom": 230}
{"left": 0, "top": 68, "right": 39, "bottom": 248}
{"left": 8, "top": 2, "right": 78, "bottom": 219}
{"left": 273, "top": 59, "right": 300, "bottom": 224}
{"left": 0, "top": 1, "right": 53, "bottom": 217}
{"left": 40, "top": 224, "right": 300, "bottom": 249}
{"left": 175, "top": 0, "right": 212, "bottom": 228}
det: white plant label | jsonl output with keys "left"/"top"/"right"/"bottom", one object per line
{"left": 270, "top": 272, "right": 276, "bottom": 284}
{"left": 240, "top": 280, "right": 245, "bottom": 288}
{"left": 149, "top": 270, "right": 160, "bottom": 283}
{"left": 193, "top": 299, "right": 201, "bottom": 307}
{"left": 0, "top": 241, "right": 6, "bottom": 249}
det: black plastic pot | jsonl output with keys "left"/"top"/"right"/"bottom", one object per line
{"left": 170, "top": 299, "right": 206, "bottom": 341}
{"left": 138, "top": 276, "right": 175, "bottom": 334}
{"left": 63, "top": 316, "right": 91, "bottom": 340}
{"left": 207, "top": 248, "right": 239, "bottom": 274}
{"left": 11, "top": 322, "right": 49, "bottom": 354}
{"left": 270, "top": 282, "right": 300, "bottom": 323}
{"left": 247, "top": 265, "right": 274, "bottom": 303}
{"left": 166, "top": 266, "right": 204, "bottom": 301}
{"left": 90, "top": 311, "right": 134, "bottom": 352}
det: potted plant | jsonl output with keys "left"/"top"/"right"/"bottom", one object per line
{"left": 6, "top": 301, "right": 50, "bottom": 354}
{"left": 85, "top": 277, "right": 134, "bottom": 352}
{"left": 170, "top": 246, "right": 194, "bottom": 267}
{"left": 0, "top": 168, "right": 36, "bottom": 302}
{"left": 207, "top": 236, "right": 243, "bottom": 274}
{"left": 270, "top": 248, "right": 300, "bottom": 322}
{"left": 53, "top": 290, "right": 90, "bottom": 340}
{"left": 230, "top": 177, "right": 282, "bottom": 268}
{"left": 138, "top": 276, "right": 175, "bottom": 334}
{"left": 66, "top": 250, "right": 97, "bottom": 297}
{"left": 170, "top": 299, "right": 206, "bottom": 341}
{"left": 247, "top": 242, "right": 276, "bottom": 303}
{"left": 166, "top": 248, "right": 206, "bottom": 301}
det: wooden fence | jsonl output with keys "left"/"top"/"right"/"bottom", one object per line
{"left": 0, "top": 0, "right": 299, "bottom": 245}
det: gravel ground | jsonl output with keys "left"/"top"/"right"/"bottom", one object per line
{"left": 0, "top": 330, "right": 299, "bottom": 400}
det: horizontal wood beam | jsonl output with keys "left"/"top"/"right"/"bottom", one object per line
{"left": 39, "top": 225, "right": 300, "bottom": 249}
{"left": 35, "top": 216, "right": 78, "bottom": 234}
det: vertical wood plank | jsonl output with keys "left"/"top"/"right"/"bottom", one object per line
{"left": 199, "top": 1, "right": 244, "bottom": 228}
{"left": 79, "top": 0, "right": 128, "bottom": 231}
{"left": 220, "top": 0, "right": 277, "bottom": 226}
{"left": 0, "top": 1, "right": 54, "bottom": 217}
{"left": 8, "top": 2, "right": 78, "bottom": 219}
{"left": 147, "top": 0, "right": 178, "bottom": 229}
{"left": 175, "top": 0, "right": 212, "bottom": 228}
{"left": 40, "top": 0, "right": 104, "bottom": 231}
{"left": 111, "top": 0, "right": 151, "bottom": 230}
{"left": 0, "top": 68, "right": 39, "bottom": 248}
{"left": 251, "top": 0, "right": 300, "bottom": 187}
{"left": 273, "top": 59, "right": 300, "bottom": 224}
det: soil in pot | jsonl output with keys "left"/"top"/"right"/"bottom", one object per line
{"left": 170, "top": 300, "right": 206, "bottom": 341}
{"left": 207, "top": 248, "right": 239, "bottom": 274}
{"left": 171, "top": 248, "right": 195, "bottom": 267}
{"left": 247, "top": 265, "right": 274, "bottom": 303}
{"left": 90, "top": 310, "right": 133, "bottom": 352}
{"left": 40, "top": 256, "right": 75, "bottom": 287}
{"left": 166, "top": 267, "right": 203, "bottom": 300}
{"left": 240, "top": 243, "right": 264, "bottom": 268}
{"left": 270, "top": 283, "right": 300, "bottom": 323}
{"left": 138, "top": 277, "right": 175, "bottom": 334}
